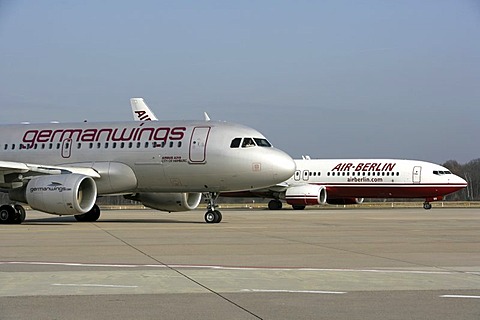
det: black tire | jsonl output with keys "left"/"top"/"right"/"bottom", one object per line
{"left": 74, "top": 204, "right": 101, "bottom": 222}
{"left": 213, "top": 210, "right": 222, "bottom": 223}
{"left": 12, "top": 205, "right": 26, "bottom": 224}
{"left": 204, "top": 210, "right": 216, "bottom": 223}
{"left": 0, "top": 205, "right": 15, "bottom": 224}
{"left": 292, "top": 205, "right": 306, "bottom": 210}
{"left": 268, "top": 200, "right": 283, "bottom": 210}
{"left": 423, "top": 202, "right": 432, "bottom": 210}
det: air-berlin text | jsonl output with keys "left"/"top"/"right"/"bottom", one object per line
{"left": 331, "top": 162, "right": 396, "bottom": 172}
{"left": 22, "top": 125, "right": 186, "bottom": 147}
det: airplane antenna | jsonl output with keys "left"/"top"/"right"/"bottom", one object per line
{"left": 204, "top": 112, "right": 211, "bottom": 121}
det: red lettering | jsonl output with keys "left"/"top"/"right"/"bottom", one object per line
{"left": 332, "top": 163, "right": 343, "bottom": 171}
{"left": 154, "top": 127, "right": 170, "bottom": 143}
{"left": 355, "top": 163, "right": 364, "bottom": 171}
{"left": 383, "top": 163, "right": 396, "bottom": 171}
{"left": 22, "top": 130, "right": 38, "bottom": 147}
{"left": 170, "top": 127, "right": 186, "bottom": 140}
{"left": 81, "top": 129, "right": 97, "bottom": 142}
{"left": 362, "top": 163, "right": 371, "bottom": 171}
{"left": 37, "top": 130, "right": 52, "bottom": 143}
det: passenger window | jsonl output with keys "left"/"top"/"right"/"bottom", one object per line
{"left": 230, "top": 138, "right": 241, "bottom": 148}
{"left": 242, "top": 138, "right": 255, "bottom": 148}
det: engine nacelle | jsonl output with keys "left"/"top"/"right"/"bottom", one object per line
{"left": 126, "top": 192, "right": 202, "bottom": 212}
{"left": 10, "top": 174, "right": 97, "bottom": 215}
{"left": 285, "top": 185, "right": 327, "bottom": 206}
{"left": 327, "top": 198, "right": 364, "bottom": 205}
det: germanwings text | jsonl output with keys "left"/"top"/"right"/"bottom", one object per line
{"left": 22, "top": 125, "right": 186, "bottom": 147}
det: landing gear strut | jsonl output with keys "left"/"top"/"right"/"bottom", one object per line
{"left": 0, "top": 204, "right": 26, "bottom": 224}
{"left": 203, "top": 192, "right": 222, "bottom": 223}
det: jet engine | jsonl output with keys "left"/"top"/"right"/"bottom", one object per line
{"left": 9, "top": 174, "right": 97, "bottom": 215}
{"left": 285, "top": 185, "right": 327, "bottom": 206}
{"left": 326, "top": 198, "right": 364, "bottom": 205}
{"left": 126, "top": 192, "right": 202, "bottom": 212}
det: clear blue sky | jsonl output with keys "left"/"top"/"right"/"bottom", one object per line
{"left": 1, "top": 0, "right": 479, "bottom": 163}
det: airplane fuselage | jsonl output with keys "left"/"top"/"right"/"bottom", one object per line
{"left": 0, "top": 121, "right": 295, "bottom": 195}
{"left": 292, "top": 159, "right": 466, "bottom": 200}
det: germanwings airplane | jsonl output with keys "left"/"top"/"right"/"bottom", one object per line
{"left": 0, "top": 119, "right": 296, "bottom": 224}
{"left": 131, "top": 98, "right": 467, "bottom": 210}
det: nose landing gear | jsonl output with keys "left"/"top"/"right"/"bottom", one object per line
{"left": 203, "top": 192, "right": 222, "bottom": 223}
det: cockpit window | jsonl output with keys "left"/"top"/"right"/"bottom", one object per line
{"left": 230, "top": 138, "right": 241, "bottom": 148}
{"left": 242, "top": 138, "right": 256, "bottom": 148}
{"left": 254, "top": 138, "right": 272, "bottom": 147}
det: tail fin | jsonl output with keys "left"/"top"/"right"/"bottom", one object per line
{"left": 130, "top": 98, "right": 159, "bottom": 121}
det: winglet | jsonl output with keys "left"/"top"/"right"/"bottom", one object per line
{"left": 130, "top": 98, "right": 159, "bottom": 121}
{"left": 204, "top": 112, "right": 211, "bottom": 121}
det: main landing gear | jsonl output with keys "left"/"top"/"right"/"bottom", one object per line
{"left": 0, "top": 204, "right": 26, "bottom": 224}
{"left": 423, "top": 201, "right": 432, "bottom": 210}
{"left": 203, "top": 192, "right": 222, "bottom": 223}
{"left": 74, "top": 204, "right": 101, "bottom": 222}
{"left": 268, "top": 199, "right": 283, "bottom": 210}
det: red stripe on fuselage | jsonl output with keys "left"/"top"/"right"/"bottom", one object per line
{"left": 324, "top": 184, "right": 466, "bottom": 198}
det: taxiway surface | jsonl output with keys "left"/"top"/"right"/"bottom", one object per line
{"left": 1, "top": 208, "right": 479, "bottom": 319}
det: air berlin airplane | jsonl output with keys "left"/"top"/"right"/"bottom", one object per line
{"left": 225, "top": 157, "right": 467, "bottom": 210}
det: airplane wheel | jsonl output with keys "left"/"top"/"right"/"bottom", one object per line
{"left": 423, "top": 202, "right": 432, "bottom": 210}
{"left": 268, "top": 200, "right": 282, "bottom": 210}
{"left": 12, "top": 205, "right": 26, "bottom": 224}
{"left": 205, "top": 210, "right": 222, "bottom": 223}
{"left": 75, "top": 204, "right": 101, "bottom": 222}
{"left": 292, "top": 205, "right": 306, "bottom": 210}
{"left": 205, "top": 210, "right": 216, "bottom": 223}
{"left": 0, "top": 205, "right": 15, "bottom": 224}
{"left": 213, "top": 210, "right": 222, "bottom": 223}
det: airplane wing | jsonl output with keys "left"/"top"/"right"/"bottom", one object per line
{"left": 0, "top": 160, "right": 100, "bottom": 188}
{"left": 130, "top": 98, "right": 159, "bottom": 121}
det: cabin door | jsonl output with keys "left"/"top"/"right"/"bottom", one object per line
{"left": 61, "top": 138, "right": 72, "bottom": 158}
{"left": 412, "top": 166, "right": 422, "bottom": 184}
{"left": 189, "top": 126, "right": 211, "bottom": 164}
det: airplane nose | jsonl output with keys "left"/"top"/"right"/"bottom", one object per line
{"left": 271, "top": 150, "right": 296, "bottom": 182}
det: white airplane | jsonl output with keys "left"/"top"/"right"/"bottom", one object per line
{"left": 225, "top": 157, "right": 467, "bottom": 210}
{"left": 130, "top": 98, "right": 467, "bottom": 210}
{"left": 0, "top": 119, "right": 296, "bottom": 224}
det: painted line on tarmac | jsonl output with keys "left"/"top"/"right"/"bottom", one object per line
{"left": 440, "top": 295, "right": 480, "bottom": 299}
{"left": 52, "top": 283, "right": 138, "bottom": 288}
{"left": 241, "top": 289, "right": 346, "bottom": 294}
{"left": 1, "top": 261, "right": 472, "bottom": 275}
